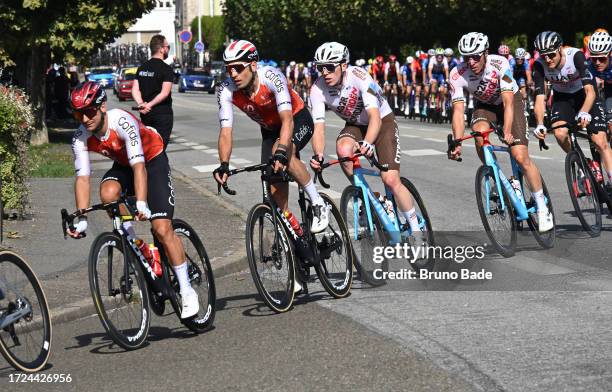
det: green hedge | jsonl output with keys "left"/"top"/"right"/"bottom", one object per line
{"left": 0, "top": 85, "right": 32, "bottom": 214}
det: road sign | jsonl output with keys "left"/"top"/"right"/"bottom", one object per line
{"left": 194, "top": 41, "right": 205, "bottom": 53}
{"left": 179, "top": 30, "right": 192, "bottom": 44}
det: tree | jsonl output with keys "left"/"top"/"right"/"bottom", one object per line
{"left": 0, "top": 0, "right": 156, "bottom": 144}
{"left": 189, "top": 16, "right": 225, "bottom": 59}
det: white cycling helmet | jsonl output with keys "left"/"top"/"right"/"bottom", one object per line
{"left": 444, "top": 48, "right": 454, "bottom": 56}
{"left": 588, "top": 31, "right": 612, "bottom": 56}
{"left": 223, "top": 40, "right": 259, "bottom": 63}
{"left": 314, "top": 42, "right": 350, "bottom": 64}
{"left": 515, "top": 47, "right": 527, "bottom": 59}
{"left": 458, "top": 32, "right": 489, "bottom": 56}
{"left": 525, "top": 52, "right": 531, "bottom": 60}
{"left": 427, "top": 48, "right": 435, "bottom": 56}
{"left": 415, "top": 50, "right": 423, "bottom": 58}
{"left": 289, "top": 61, "right": 296, "bottom": 66}
{"left": 406, "top": 56, "right": 414, "bottom": 64}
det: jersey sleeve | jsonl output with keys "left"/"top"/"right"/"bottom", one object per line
{"left": 574, "top": 51, "right": 595, "bottom": 87}
{"left": 115, "top": 114, "right": 145, "bottom": 166}
{"left": 309, "top": 82, "right": 326, "bottom": 123}
{"left": 262, "top": 67, "right": 293, "bottom": 113}
{"left": 217, "top": 80, "right": 234, "bottom": 128}
{"left": 532, "top": 61, "right": 546, "bottom": 96}
{"left": 449, "top": 68, "right": 467, "bottom": 103}
{"left": 72, "top": 127, "right": 91, "bottom": 177}
{"left": 499, "top": 58, "right": 515, "bottom": 92}
{"left": 359, "top": 74, "right": 384, "bottom": 111}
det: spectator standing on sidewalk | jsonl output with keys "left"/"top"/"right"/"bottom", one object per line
{"left": 132, "top": 34, "right": 174, "bottom": 149}
{"left": 54, "top": 66, "right": 70, "bottom": 119}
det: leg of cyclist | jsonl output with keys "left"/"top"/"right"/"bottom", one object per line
{"left": 404, "top": 83, "right": 412, "bottom": 116}
{"left": 438, "top": 78, "right": 447, "bottom": 117}
{"left": 414, "top": 83, "right": 421, "bottom": 114}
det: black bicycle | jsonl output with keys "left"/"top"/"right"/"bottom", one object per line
{"left": 218, "top": 162, "right": 353, "bottom": 313}
{"left": 539, "top": 122, "right": 612, "bottom": 236}
{"left": 61, "top": 196, "right": 215, "bottom": 350}
{"left": 0, "top": 250, "right": 52, "bottom": 372}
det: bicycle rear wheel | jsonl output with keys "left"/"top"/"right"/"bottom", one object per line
{"left": 340, "top": 186, "right": 388, "bottom": 286}
{"left": 522, "top": 175, "right": 556, "bottom": 249}
{"left": 89, "top": 232, "right": 150, "bottom": 350}
{"left": 565, "top": 151, "right": 601, "bottom": 236}
{"left": 475, "top": 165, "right": 517, "bottom": 257}
{"left": 0, "top": 251, "right": 51, "bottom": 372}
{"left": 246, "top": 204, "right": 295, "bottom": 313}
{"left": 312, "top": 193, "right": 353, "bottom": 298}
{"left": 171, "top": 219, "right": 216, "bottom": 332}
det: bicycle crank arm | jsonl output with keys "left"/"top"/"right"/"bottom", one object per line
{"left": 0, "top": 301, "right": 32, "bottom": 330}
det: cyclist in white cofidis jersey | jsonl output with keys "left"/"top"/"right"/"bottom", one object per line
{"left": 308, "top": 42, "right": 426, "bottom": 243}
{"left": 531, "top": 31, "right": 612, "bottom": 189}
{"left": 68, "top": 81, "right": 199, "bottom": 318}
{"left": 447, "top": 32, "right": 554, "bottom": 232}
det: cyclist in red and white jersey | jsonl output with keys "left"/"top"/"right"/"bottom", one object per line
{"left": 531, "top": 31, "right": 612, "bottom": 184}
{"left": 68, "top": 81, "right": 200, "bottom": 318}
{"left": 308, "top": 42, "right": 426, "bottom": 242}
{"left": 448, "top": 32, "right": 553, "bottom": 231}
{"left": 384, "top": 54, "right": 402, "bottom": 109}
{"left": 214, "top": 40, "right": 330, "bottom": 233}
{"left": 372, "top": 55, "right": 385, "bottom": 87}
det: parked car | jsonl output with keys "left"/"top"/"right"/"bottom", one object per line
{"left": 86, "top": 67, "right": 115, "bottom": 89}
{"left": 113, "top": 64, "right": 138, "bottom": 95}
{"left": 178, "top": 68, "right": 215, "bottom": 94}
{"left": 210, "top": 61, "right": 226, "bottom": 85}
{"left": 116, "top": 67, "right": 138, "bottom": 101}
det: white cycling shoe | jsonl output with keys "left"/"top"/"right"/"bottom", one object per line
{"left": 537, "top": 211, "right": 554, "bottom": 233}
{"left": 180, "top": 287, "right": 199, "bottom": 319}
{"left": 310, "top": 203, "right": 331, "bottom": 233}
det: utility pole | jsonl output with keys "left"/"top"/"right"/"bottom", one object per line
{"left": 198, "top": 0, "right": 203, "bottom": 67}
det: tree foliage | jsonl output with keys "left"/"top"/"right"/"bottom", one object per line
{"left": 189, "top": 16, "right": 226, "bottom": 58}
{"left": 223, "top": 0, "right": 609, "bottom": 60}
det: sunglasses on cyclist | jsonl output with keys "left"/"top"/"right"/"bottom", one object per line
{"left": 226, "top": 62, "right": 250, "bottom": 74}
{"left": 542, "top": 51, "right": 558, "bottom": 60}
{"left": 465, "top": 53, "right": 483, "bottom": 62}
{"left": 591, "top": 56, "right": 609, "bottom": 63}
{"left": 73, "top": 107, "right": 99, "bottom": 121}
{"left": 316, "top": 63, "right": 340, "bottom": 73}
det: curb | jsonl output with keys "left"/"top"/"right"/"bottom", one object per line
{"left": 47, "top": 173, "right": 249, "bottom": 327}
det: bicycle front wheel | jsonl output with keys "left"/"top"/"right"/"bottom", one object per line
{"left": 171, "top": 219, "right": 216, "bottom": 332}
{"left": 246, "top": 204, "right": 295, "bottom": 313}
{"left": 340, "top": 185, "right": 388, "bottom": 286}
{"left": 0, "top": 251, "right": 52, "bottom": 372}
{"left": 475, "top": 165, "right": 517, "bottom": 257}
{"left": 399, "top": 177, "right": 435, "bottom": 272}
{"left": 313, "top": 193, "right": 353, "bottom": 298}
{"left": 89, "top": 232, "right": 150, "bottom": 350}
{"left": 565, "top": 151, "right": 601, "bottom": 236}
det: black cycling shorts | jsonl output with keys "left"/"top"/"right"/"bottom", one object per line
{"left": 550, "top": 91, "right": 607, "bottom": 132}
{"left": 260, "top": 108, "right": 314, "bottom": 163}
{"left": 101, "top": 153, "right": 175, "bottom": 220}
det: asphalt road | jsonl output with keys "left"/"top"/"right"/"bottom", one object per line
{"left": 3, "top": 87, "right": 611, "bottom": 391}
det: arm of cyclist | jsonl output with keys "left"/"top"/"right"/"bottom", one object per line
{"left": 273, "top": 110, "right": 294, "bottom": 173}
{"left": 214, "top": 82, "right": 234, "bottom": 184}
{"left": 575, "top": 51, "right": 596, "bottom": 128}
{"left": 448, "top": 68, "right": 467, "bottom": 159}
{"left": 119, "top": 115, "right": 151, "bottom": 220}
{"left": 428, "top": 61, "right": 434, "bottom": 81}
{"left": 309, "top": 82, "right": 326, "bottom": 170}
{"left": 132, "top": 162, "right": 149, "bottom": 221}
{"left": 68, "top": 131, "right": 91, "bottom": 237}
{"left": 361, "top": 107, "right": 381, "bottom": 157}
{"left": 532, "top": 61, "right": 548, "bottom": 139}
{"left": 500, "top": 91, "right": 516, "bottom": 145}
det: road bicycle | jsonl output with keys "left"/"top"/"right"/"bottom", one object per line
{"left": 0, "top": 250, "right": 51, "bottom": 372}
{"left": 316, "top": 153, "right": 434, "bottom": 286}
{"left": 218, "top": 161, "right": 353, "bottom": 313}
{"left": 538, "top": 121, "right": 612, "bottom": 236}
{"left": 447, "top": 124, "right": 556, "bottom": 257}
{"left": 61, "top": 195, "right": 215, "bottom": 350}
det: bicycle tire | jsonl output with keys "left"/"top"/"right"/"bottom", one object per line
{"left": 564, "top": 151, "right": 601, "bottom": 236}
{"left": 89, "top": 232, "right": 150, "bottom": 350}
{"left": 246, "top": 203, "right": 295, "bottom": 313}
{"left": 172, "top": 219, "right": 216, "bottom": 332}
{"left": 0, "top": 250, "right": 52, "bottom": 372}
{"left": 523, "top": 175, "right": 556, "bottom": 249}
{"left": 340, "top": 185, "right": 388, "bottom": 286}
{"left": 475, "top": 165, "right": 517, "bottom": 257}
{"left": 313, "top": 193, "right": 353, "bottom": 298}
{"left": 400, "top": 177, "right": 436, "bottom": 272}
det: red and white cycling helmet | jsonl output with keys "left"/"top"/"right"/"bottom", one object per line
{"left": 498, "top": 44, "right": 510, "bottom": 56}
{"left": 70, "top": 81, "right": 106, "bottom": 110}
{"left": 375, "top": 55, "right": 384, "bottom": 63}
{"left": 389, "top": 54, "right": 397, "bottom": 62}
{"left": 223, "top": 40, "right": 259, "bottom": 63}
{"left": 588, "top": 31, "right": 612, "bottom": 56}
{"left": 458, "top": 32, "right": 489, "bottom": 56}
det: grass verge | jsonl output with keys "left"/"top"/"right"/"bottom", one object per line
{"left": 29, "top": 142, "right": 73, "bottom": 177}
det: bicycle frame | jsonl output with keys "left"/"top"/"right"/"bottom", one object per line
{"left": 0, "top": 291, "right": 31, "bottom": 330}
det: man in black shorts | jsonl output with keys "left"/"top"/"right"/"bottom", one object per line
{"left": 132, "top": 34, "right": 175, "bottom": 149}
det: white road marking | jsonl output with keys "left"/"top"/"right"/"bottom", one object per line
{"left": 289, "top": 182, "right": 342, "bottom": 200}
{"left": 400, "top": 134, "right": 419, "bottom": 138}
{"left": 202, "top": 149, "right": 218, "bottom": 154}
{"left": 181, "top": 142, "right": 199, "bottom": 146}
{"left": 193, "top": 164, "right": 235, "bottom": 173}
{"left": 174, "top": 138, "right": 188, "bottom": 142}
{"left": 404, "top": 149, "right": 446, "bottom": 157}
{"left": 191, "top": 145, "right": 210, "bottom": 150}
{"left": 508, "top": 257, "right": 576, "bottom": 275}
{"left": 423, "top": 137, "right": 445, "bottom": 143}
{"left": 231, "top": 158, "right": 252, "bottom": 165}
{"left": 328, "top": 154, "right": 338, "bottom": 159}
{"left": 531, "top": 155, "right": 552, "bottom": 160}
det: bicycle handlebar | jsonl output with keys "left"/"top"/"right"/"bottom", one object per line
{"left": 61, "top": 196, "right": 138, "bottom": 239}
{"left": 537, "top": 121, "right": 592, "bottom": 151}
{"left": 217, "top": 161, "right": 295, "bottom": 196}
{"left": 313, "top": 153, "right": 388, "bottom": 189}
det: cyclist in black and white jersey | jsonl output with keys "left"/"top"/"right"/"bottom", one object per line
{"left": 308, "top": 42, "right": 426, "bottom": 240}
{"left": 531, "top": 31, "right": 612, "bottom": 185}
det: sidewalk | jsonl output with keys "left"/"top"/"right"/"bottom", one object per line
{"left": 2, "top": 169, "right": 247, "bottom": 324}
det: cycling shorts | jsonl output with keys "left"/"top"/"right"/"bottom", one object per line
{"left": 337, "top": 113, "right": 401, "bottom": 170}
{"left": 605, "top": 97, "right": 612, "bottom": 124}
{"left": 260, "top": 108, "right": 314, "bottom": 163}
{"left": 550, "top": 91, "right": 607, "bottom": 132}
{"left": 387, "top": 75, "right": 399, "bottom": 85}
{"left": 471, "top": 92, "right": 528, "bottom": 146}
{"left": 101, "top": 153, "right": 175, "bottom": 220}
{"left": 516, "top": 78, "right": 527, "bottom": 88}
{"left": 430, "top": 73, "right": 446, "bottom": 85}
